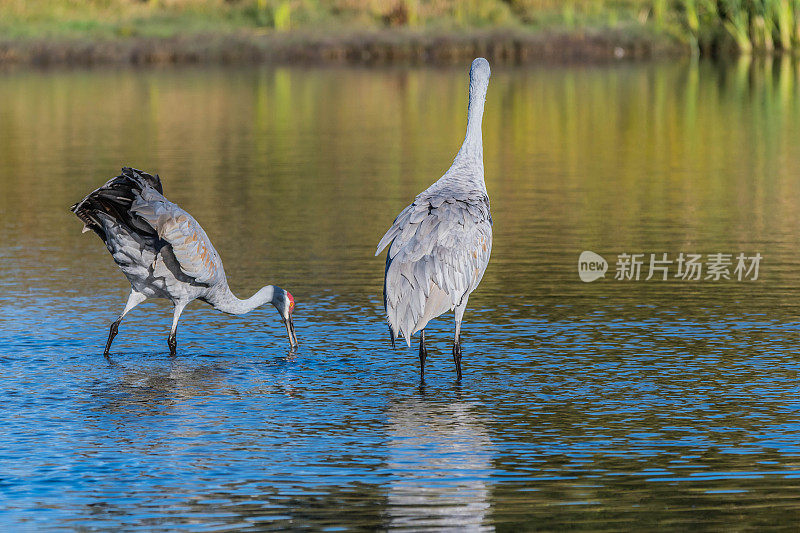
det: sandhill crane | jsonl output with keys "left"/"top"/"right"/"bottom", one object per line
{"left": 71, "top": 168, "right": 298, "bottom": 356}
{"left": 376, "top": 58, "right": 493, "bottom": 380}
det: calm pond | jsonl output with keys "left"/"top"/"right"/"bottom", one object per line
{"left": 2, "top": 59, "right": 800, "bottom": 530}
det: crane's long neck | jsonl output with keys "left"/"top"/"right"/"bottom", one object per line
{"left": 454, "top": 74, "right": 488, "bottom": 165}
{"left": 207, "top": 284, "right": 275, "bottom": 315}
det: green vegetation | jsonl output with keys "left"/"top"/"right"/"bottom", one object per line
{"left": 676, "top": 0, "right": 800, "bottom": 54}
{"left": 2, "top": 1, "right": 800, "bottom": 62}
{"left": 0, "top": 0, "right": 657, "bottom": 39}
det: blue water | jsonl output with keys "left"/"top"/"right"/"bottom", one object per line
{"left": 3, "top": 61, "right": 800, "bottom": 529}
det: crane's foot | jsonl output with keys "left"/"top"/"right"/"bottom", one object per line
{"left": 168, "top": 333, "right": 177, "bottom": 356}
{"left": 104, "top": 318, "right": 121, "bottom": 356}
{"left": 419, "top": 330, "right": 428, "bottom": 379}
{"left": 453, "top": 341, "right": 462, "bottom": 381}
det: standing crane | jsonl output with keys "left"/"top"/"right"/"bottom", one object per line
{"left": 71, "top": 168, "right": 298, "bottom": 356}
{"left": 376, "top": 58, "right": 493, "bottom": 380}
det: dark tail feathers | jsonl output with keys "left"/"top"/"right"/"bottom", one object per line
{"left": 71, "top": 167, "right": 163, "bottom": 239}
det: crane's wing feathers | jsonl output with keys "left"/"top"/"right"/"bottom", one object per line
{"left": 378, "top": 193, "right": 492, "bottom": 345}
{"left": 131, "top": 186, "right": 225, "bottom": 286}
{"left": 71, "top": 167, "right": 224, "bottom": 287}
{"left": 376, "top": 203, "right": 414, "bottom": 256}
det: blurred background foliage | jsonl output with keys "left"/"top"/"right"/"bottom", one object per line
{"left": 3, "top": 0, "right": 800, "bottom": 57}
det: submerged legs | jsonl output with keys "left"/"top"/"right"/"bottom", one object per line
{"left": 452, "top": 343, "right": 462, "bottom": 380}
{"left": 419, "top": 329, "right": 428, "bottom": 378}
{"left": 453, "top": 306, "right": 466, "bottom": 381}
{"left": 416, "top": 315, "right": 465, "bottom": 380}
{"left": 453, "top": 325, "right": 463, "bottom": 381}
{"left": 167, "top": 331, "right": 177, "bottom": 355}
{"left": 105, "top": 290, "right": 146, "bottom": 356}
{"left": 105, "top": 321, "right": 120, "bottom": 356}
{"left": 168, "top": 302, "right": 187, "bottom": 356}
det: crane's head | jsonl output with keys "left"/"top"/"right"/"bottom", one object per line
{"left": 470, "top": 57, "right": 491, "bottom": 84}
{"left": 271, "top": 287, "right": 298, "bottom": 350}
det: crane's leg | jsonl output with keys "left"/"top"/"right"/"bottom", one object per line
{"left": 168, "top": 301, "right": 188, "bottom": 356}
{"left": 419, "top": 329, "right": 428, "bottom": 378}
{"left": 453, "top": 306, "right": 466, "bottom": 381}
{"left": 105, "top": 290, "right": 147, "bottom": 356}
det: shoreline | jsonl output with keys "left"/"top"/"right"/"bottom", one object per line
{"left": 0, "top": 28, "right": 688, "bottom": 66}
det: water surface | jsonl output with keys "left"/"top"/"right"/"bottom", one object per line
{"left": 3, "top": 59, "right": 800, "bottom": 529}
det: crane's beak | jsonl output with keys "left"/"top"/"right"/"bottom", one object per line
{"left": 284, "top": 315, "right": 298, "bottom": 350}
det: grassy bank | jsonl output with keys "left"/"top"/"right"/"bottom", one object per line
{"left": 2, "top": 1, "right": 796, "bottom": 65}
{"left": 0, "top": 28, "right": 682, "bottom": 66}
{"left": 1, "top": 1, "right": 665, "bottom": 40}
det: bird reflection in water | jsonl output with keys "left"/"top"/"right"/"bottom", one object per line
{"left": 385, "top": 393, "right": 494, "bottom": 531}
{"left": 87, "top": 360, "right": 230, "bottom": 421}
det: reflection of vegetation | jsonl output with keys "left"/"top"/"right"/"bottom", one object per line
{"left": 3, "top": 58, "right": 800, "bottom": 316}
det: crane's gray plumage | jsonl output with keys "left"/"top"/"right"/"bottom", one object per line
{"left": 376, "top": 58, "right": 493, "bottom": 379}
{"left": 72, "top": 167, "right": 298, "bottom": 355}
